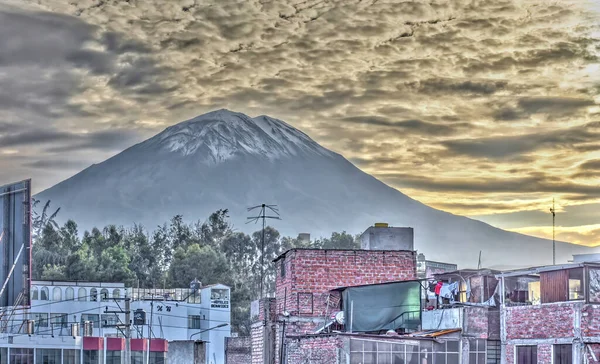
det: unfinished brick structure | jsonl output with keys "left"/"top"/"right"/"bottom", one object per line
{"left": 498, "top": 262, "right": 600, "bottom": 364}
{"left": 246, "top": 248, "right": 417, "bottom": 364}
{"left": 274, "top": 249, "right": 417, "bottom": 335}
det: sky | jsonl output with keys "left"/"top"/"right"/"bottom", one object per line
{"left": 1, "top": 0, "right": 599, "bottom": 245}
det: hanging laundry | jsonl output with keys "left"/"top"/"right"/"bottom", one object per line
{"left": 434, "top": 281, "right": 443, "bottom": 296}
{"left": 440, "top": 282, "right": 459, "bottom": 300}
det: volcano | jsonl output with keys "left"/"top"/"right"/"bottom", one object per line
{"left": 35, "top": 109, "right": 591, "bottom": 267}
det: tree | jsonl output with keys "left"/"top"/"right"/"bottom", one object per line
{"left": 32, "top": 199, "right": 60, "bottom": 240}
{"left": 316, "top": 231, "right": 360, "bottom": 250}
{"left": 167, "top": 244, "right": 232, "bottom": 288}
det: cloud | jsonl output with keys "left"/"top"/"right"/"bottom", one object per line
{"left": 25, "top": 159, "right": 91, "bottom": 170}
{"left": 1, "top": 0, "right": 599, "bottom": 238}
{"left": 342, "top": 116, "right": 466, "bottom": 136}
{"left": 442, "top": 122, "right": 600, "bottom": 158}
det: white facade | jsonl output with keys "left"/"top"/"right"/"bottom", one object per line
{"left": 4, "top": 281, "right": 231, "bottom": 364}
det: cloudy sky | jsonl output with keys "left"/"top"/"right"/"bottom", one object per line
{"left": 1, "top": 0, "right": 599, "bottom": 245}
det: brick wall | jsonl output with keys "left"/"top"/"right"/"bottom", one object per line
{"left": 581, "top": 305, "right": 600, "bottom": 337}
{"left": 225, "top": 337, "right": 251, "bottom": 364}
{"left": 463, "top": 306, "right": 490, "bottom": 339}
{"left": 275, "top": 249, "right": 416, "bottom": 320}
{"left": 284, "top": 335, "right": 343, "bottom": 364}
{"left": 470, "top": 276, "right": 483, "bottom": 303}
{"left": 586, "top": 343, "right": 600, "bottom": 362}
{"left": 505, "top": 303, "right": 576, "bottom": 339}
{"left": 251, "top": 323, "right": 264, "bottom": 364}
{"left": 538, "top": 344, "right": 552, "bottom": 364}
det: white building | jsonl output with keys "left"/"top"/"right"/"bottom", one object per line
{"left": 0, "top": 280, "right": 231, "bottom": 364}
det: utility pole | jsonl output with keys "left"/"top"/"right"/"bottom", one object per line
{"left": 125, "top": 297, "right": 131, "bottom": 364}
{"left": 550, "top": 199, "right": 556, "bottom": 265}
{"left": 107, "top": 297, "right": 131, "bottom": 364}
{"left": 247, "top": 204, "right": 281, "bottom": 299}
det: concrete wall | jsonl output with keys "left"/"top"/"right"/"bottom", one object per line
{"left": 284, "top": 335, "right": 342, "bottom": 364}
{"left": 225, "top": 337, "right": 251, "bottom": 364}
{"left": 360, "top": 227, "right": 414, "bottom": 251}
{"left": 169, "top": 341, "right": 206, "bottom": 364}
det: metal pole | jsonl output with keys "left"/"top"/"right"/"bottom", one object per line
{"left": 551, "top": 199, "right": 556, "bottom": 265}
{"left": 261, "top": 205, "right": 266, "bottom": 299}
{"left": 147, "top": 301, "right": 153, "bottom": 364}
{"left": 125, "top": 297, "right": 131, "bottom": 364}
{"left": 349, "top": 301, "right": 353, "bottom": 333}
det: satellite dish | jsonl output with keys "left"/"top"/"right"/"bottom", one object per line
{"left": 335, "top": 311, "right": 345, "bottom": 325}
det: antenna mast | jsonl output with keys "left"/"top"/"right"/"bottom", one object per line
{"left": 550, "top": 199, "right": 556, "bottom": 265}
{"left": 247, "top": 204, "right": 281, "bottom": 299}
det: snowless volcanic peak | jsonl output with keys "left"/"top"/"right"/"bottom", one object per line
{"left": 150, "top": 109, "right": 334, "bottom": 162}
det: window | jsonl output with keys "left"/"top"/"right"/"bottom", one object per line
{"left": 349, "top": 339, "right": 459, "bottom": 364}
{"left": 90, "top": 288, "right": 98, "bottom": 302}
{"left": 81, "top": 314, "right": 100, "bottom": 328}
{"left": 569, "top": 269, "right": 583, "bottom": 300}
{"left": 516, "top": 346, "right": 537, "bottom": 364}
{"left": 52, "top": 287, "right": 62, "bottom": 301}
{"left": 31, "top": 287, "right": 38, "bottom": 301}
{"left": 83, "top": 350, "right": 102, "bottom": 364}
{"left": 188, "top": 315, "right": 202, "bottom": 329}
{"left": 32, "top": 313, "right": 48, "bottom": 328}
{"left": 51, "top": 313, "right": 68, "bottom": 328}
{"left": 64, "top": 349, "right": 80, "bottom": 364}
{"left": 131, "top": 352, "right": 144, "bottom": 364}
{"left": 36, "top": 349, "right": 60, "bottom": 364}
{"left": 106, "top": 351, "right": 123, "bottom": 364}
{"left": 469, "top": 339, "right": 486, "bottom": 364}
{"left": 0, "top": 348, "right": 6, "bottom": 364}
{"left": 102, "top": 314, "right": 119, "bottom": 328}
{"left": 78, "top": 288, "right": 87, "bottom": 301}
{"left": 280, "top": 261, "right": 286, "bottom": 277}
{"left": 66, "top": 287, "right": 75, "bottom": 301}
{"left": 10, "top": 348, "right": 33, "bottom": 364}
{"left": 554, "top": 344, "right": 572, "bottom": 364}
{"left": 113, "top": 289, "right": 121, "bottom": 299}
{"left": 487, "top": 340, "right": 501, "bottom": 364}
{"left": 40, "top": 287, "right": 49, "bottom": 301}
{"left": 100, "top": 289, "right": 109, "bottom": 302}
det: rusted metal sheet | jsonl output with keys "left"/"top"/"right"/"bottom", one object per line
{"left": 541, "top": 269, "right": 568, "bottom": 303}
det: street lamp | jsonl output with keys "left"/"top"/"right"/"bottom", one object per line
{"left": 189, "top": 323, "right": 229, "bottom": 340}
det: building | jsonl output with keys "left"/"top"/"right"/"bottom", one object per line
{"left": 360, "top": 223, "right": 414, "bottom": 251}
{"left": 416, "top": 253, "right": 458, "bottom": 279}
{"left": 496, "top": 262, "right": 600, "bottom": 364}
{"left": 421, "top": 269, "right": 502, "bottom": 364}
{"left": 248, "top": 247, "right": 418, "bottom": 364}
{"left": 0, "top": 280, "right": 231, "bottom": 364}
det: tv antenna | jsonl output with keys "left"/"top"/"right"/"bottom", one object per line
{"left": 247, "top": 204, "right": 281, "bottom": 299}
{"left": 550, "top": 198, "right": 556, "bottom": 265}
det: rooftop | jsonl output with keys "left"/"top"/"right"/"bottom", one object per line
{"left": 273, "top": 247, "right": 415, "bottom": 263}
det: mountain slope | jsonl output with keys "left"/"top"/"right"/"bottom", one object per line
{"left": 35, "top": 109, "right": 591, "bottom": 267}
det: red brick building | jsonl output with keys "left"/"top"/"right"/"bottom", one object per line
{"left": 249, "top": 247, "right": 418, "bottom": 364}
{"left": 497, "top": 262, "right": 600, "bottom": 364}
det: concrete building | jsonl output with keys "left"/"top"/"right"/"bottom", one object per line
{"left": 496, "top": 262, "right": 600, "bottom": 364}
{"left": 416, "top": 253, "right": 458, "bottom": 279}
{"left": 360, "top": 223, "right": 414, "bottom": 251}
{"left": 0, "top": 280, "right": 231, "bottom": 364}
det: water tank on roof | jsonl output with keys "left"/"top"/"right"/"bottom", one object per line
{"left": 190, "top": 278, "right": 202, "bottom": 292}
{"left": 374, "top": 223, "right": 389, "bottom": 228}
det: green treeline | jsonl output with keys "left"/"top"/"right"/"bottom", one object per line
{"left": 31, "top": 200, "right": 359, "bottom": 335}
